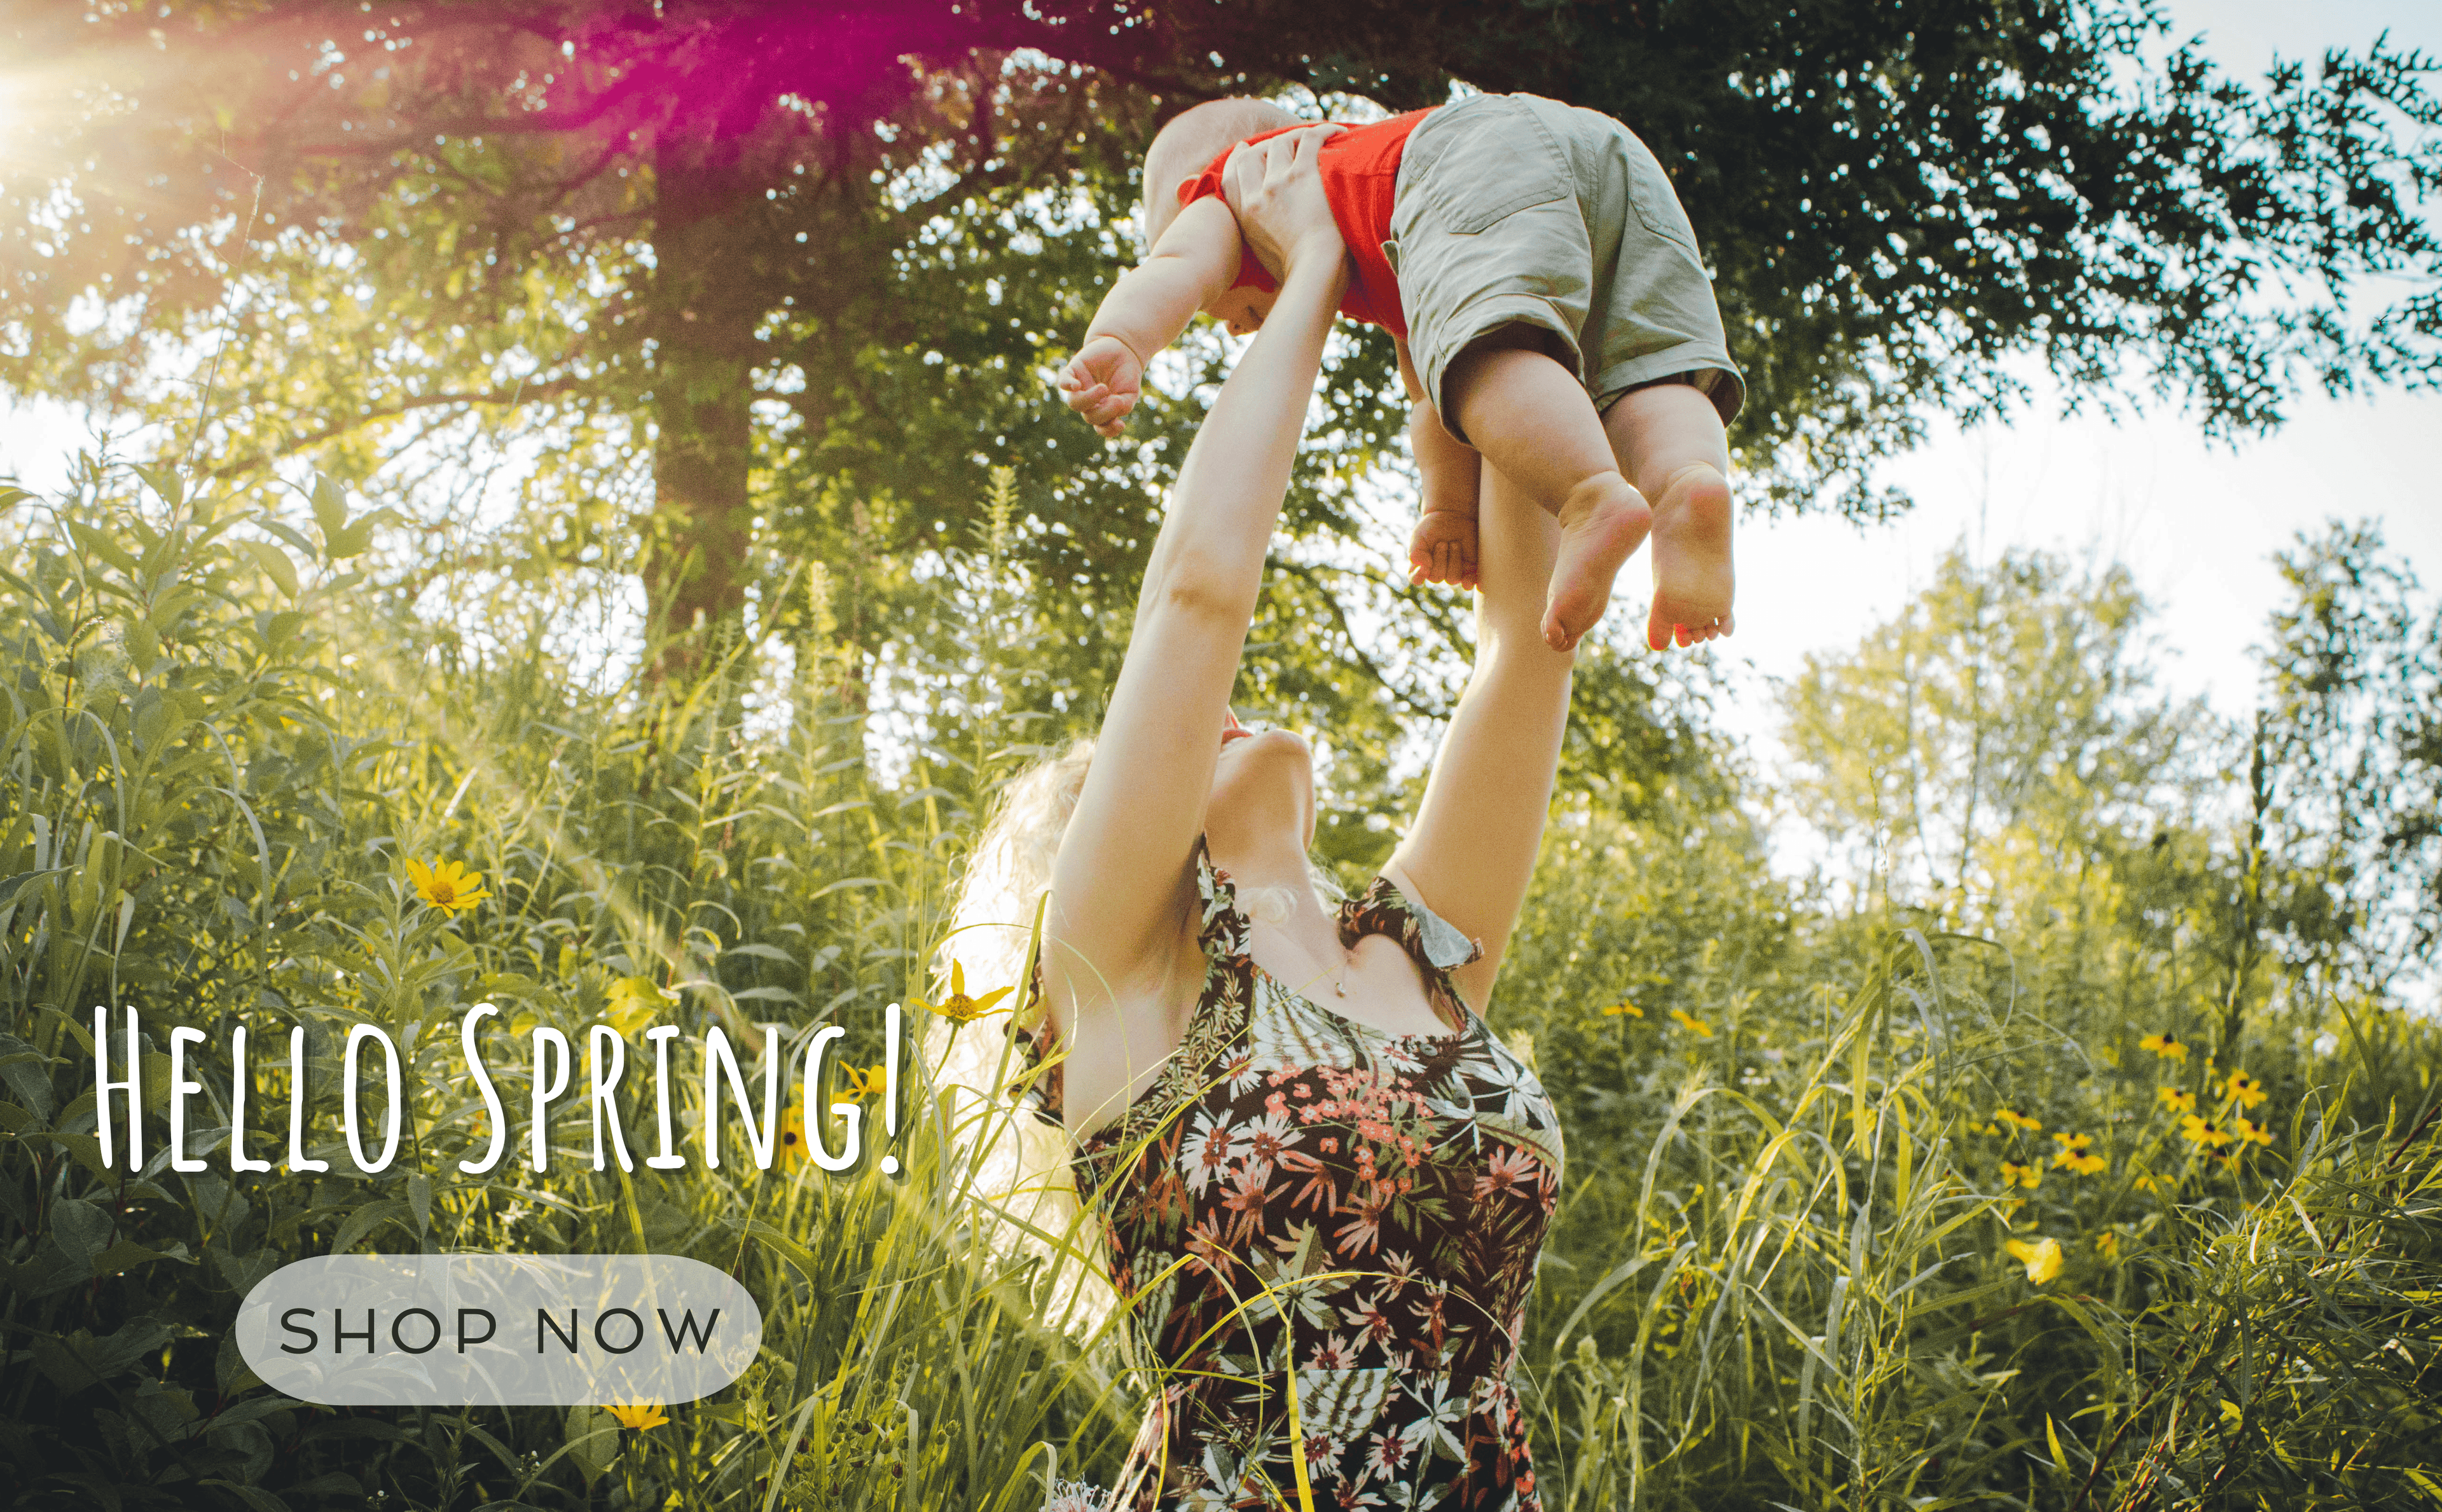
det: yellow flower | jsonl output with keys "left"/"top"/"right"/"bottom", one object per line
{"left": 2139, "top": 1032, "right": 2188, "bottom": 1064}
{"left": 838, "top": 1062, "right": 888, "bottom": 1103}
{"left": 2156, "top": 1086, "right": 2195, "bottom": 1115}
{"left": 2230, "top": 1113, "right": 2274, "bottom": 1147}
{"left": 1602, "top": 998, "right": 1644, "bottom": 1019}
{"left": 2095, "top": 1230, "right": 2120, "bottom": 1260}
{"left": 604, "top": 975, "right": 677, "bottom": 1035}
{"left": 1999, "top": 1159, "right": 2043, "bottom": 1190}
{"left": 909, "top": 961, "right": 1013, "bottom": 1024}
{"left": 2004, "top": 1236, "right": 2064, "bottom": 1284}
{"left": 776, "top": 1103, "right": 808, "bottom": 1169}
{"left": 2225, "top": 1069, "right": 2266, "bottom": 1109}
{"left": 2179, "top": 1114, "right": 2230, "bottom": 1149}
{"left": 406, "top": 857, "right": 492, "bottom": 915}
{"left": 1668, "top": 1009, "right": 1713, "bottom": 1038}
{"left": 2132, "top": 1169, "right": 2172, "bottom": 1194}
{"left": 605, "top": 1403, "right": 669, "bottom": 1431}
{"left": 2048, "top": 1132, "right": 2106, "bottom": 1175}
{"left": 1994, "top": 1108, "right": 2043, "bottom": 1134}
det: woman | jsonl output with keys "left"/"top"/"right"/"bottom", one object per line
{"left": 974, "top": 127, "right": 1594, "bottom": 1511}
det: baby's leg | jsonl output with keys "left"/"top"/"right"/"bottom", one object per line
{"left": 1444, "top": 327, "right": 1650, "bottom": 650}
{"left": 1603, "top": 381, "right": 1732, "bottom": 649}
{"left": 1408, "top": 401, "right": 1482, "bottom": 589}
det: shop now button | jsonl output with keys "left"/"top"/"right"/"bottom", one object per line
{"left": 235, "top": 1254, "right": 762, "bottom": 1405}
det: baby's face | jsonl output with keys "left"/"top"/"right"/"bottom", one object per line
{"left": 1204, "top": 285, "right": 1278, "bottom": 338}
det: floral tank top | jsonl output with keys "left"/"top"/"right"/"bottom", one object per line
{"left": 1026, "top": 841, "right": 1566, "bottom": 1511}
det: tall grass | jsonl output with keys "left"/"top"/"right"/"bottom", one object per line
{"left": 1, "top": 464, "right": 2435, "bottom": 1510}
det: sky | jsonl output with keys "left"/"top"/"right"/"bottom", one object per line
{"left": 1722, "top": 0, "right": 2442, "bottom": 747}
{"left": 3, "top": 0, "right": 2436, "bottom": 737}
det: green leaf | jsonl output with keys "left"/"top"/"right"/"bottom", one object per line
{"left": 233, "top": 539, "right": 300, "bottom": 601}
{"left": 330, "top": 1198, "right": 410, "bottom": 1256}
{"left": 407, "top": 1172, "right": 433, "bottom": 1234}
{"left": 92, "top": 1238, "right": 190, "bottom": 1275}
{"left": 309, "top": 473, "right": 349, "bottom": 546}
{"left": 200, "top": 1478, "right": 291, "bottom": 1512}
{"left": 0, "top": 869, "right": 66, "bottom": 909}
{"left": 565, "top": 1404, "right": 621, "bottom": 1485}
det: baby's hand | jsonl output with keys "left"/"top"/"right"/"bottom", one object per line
{"left": 1057, "top": 336, "right": 1145, "bottom": 438}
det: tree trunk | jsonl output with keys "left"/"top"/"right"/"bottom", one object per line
{"left": 645, "top": 138, "right": 764, "bottom": 673}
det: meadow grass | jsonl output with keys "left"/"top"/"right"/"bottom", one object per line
{"left": 0, "top": 466, "right": 2434, "bottom": 1509}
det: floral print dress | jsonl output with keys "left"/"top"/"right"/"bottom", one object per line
{"left": 1026, "top": 841, "right": 1566, "bottom": 1511}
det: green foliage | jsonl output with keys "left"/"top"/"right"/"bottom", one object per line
{"left": 4, "top": 458, "right": 2439, "bottom": 1510}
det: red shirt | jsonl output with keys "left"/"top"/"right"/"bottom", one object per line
{"left": 1180, "top": 111, "right": 1432, "bottom": 338}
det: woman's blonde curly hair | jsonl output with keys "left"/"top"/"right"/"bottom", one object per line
{"left": 923, "top": 736, "right": 1341, "bottom": 1330}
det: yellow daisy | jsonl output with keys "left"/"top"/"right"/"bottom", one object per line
{"left": 1668, "top": 1008, "right": 1714, "bottom": 1038}
{"left": 1995, "top": 1108, "right": 2043, "bottom": 1134}
{"left": 1602, "top": 998, "right": 1644, "bottom": 1019}
{"left": 2225, "top": 1069, "right": 2266, "bottom": 1110}
{"left": 1998, "top": 1159, "right": 2043, "bottom": 1191}
{"left": 2179, "top": 1114, "right": 2230, "bottom": 1149}
{"left": 605, "top": 1403, "right": 669, "bottom": 1431}
{"left": 2139, "top": 1032, "right": 2188, "bottom": 1064}
{"left": 776, "top": 1103, "right": 808, "bottom": 1169}
{"left": 909, "top": 961, "right": 1013, "bottom": 1024}
{"left": 2230, "top": 1113, "right": 2274, "bottom": 1147}
{"left": 2156, "top": 1086, "right": 2195, "bottom": 1114}
{"left": 2095, "top": 1230, "right": 2120, "bottom": 1260}
{"left": 838, "top": 1062, "right": 889, "bottom": 1103}
{"left": 2004, "top": 1236, "right": 2064, "bottom": 1284}
{"left": 406, "top": 857, "right": 492, "bottom": 915}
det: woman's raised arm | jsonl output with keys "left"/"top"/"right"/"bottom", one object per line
{"left": 1385, "top": 458, "right": 1580, "bottom": 1013}
{"left": 1042, "top": 128, "right": 1350, "bottom": 1040}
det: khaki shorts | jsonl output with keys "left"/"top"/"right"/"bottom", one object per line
{"left": 1387, "top": 92, "right": 1744, "bottom": 442}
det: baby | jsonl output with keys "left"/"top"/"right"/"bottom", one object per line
{"left": 1058, "top": 94, "right": 1744, "bottom": 652}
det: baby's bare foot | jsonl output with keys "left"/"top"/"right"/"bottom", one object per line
{"left": 1542, "top": 474, "right": 1652, "bottom": 652}
{"left": 1408, "top": 507, "right": 1480, "bottom": 589}
{"left": 1645, "top": 463, "right": 1734, "bottom": 650}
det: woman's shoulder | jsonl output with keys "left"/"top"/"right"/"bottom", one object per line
{"left": 1349, "top": 859, "right": 1486, "bottom": 972}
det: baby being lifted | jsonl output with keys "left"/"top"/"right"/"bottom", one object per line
{"left": 1058, "top": 94, "right": 1745, "bottom": 652}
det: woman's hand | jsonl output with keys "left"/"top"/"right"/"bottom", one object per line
{"left": 1222, "top": 124, "right": 1348, "bottom": 284}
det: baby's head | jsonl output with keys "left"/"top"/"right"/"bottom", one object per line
{"left": 1140, "top": 97, "right": 1304, "bottom": 252}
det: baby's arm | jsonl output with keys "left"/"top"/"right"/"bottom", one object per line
{"left": 1059, "top": 196, "right": 1245, "bottom": 437}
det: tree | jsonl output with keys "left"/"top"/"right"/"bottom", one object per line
{"left": 2242, "top": 522, "right": 2442, "bottom": 1024}
{"left": 2, "top": 0, "right": 2435, "bottom": 684}
{"left": 1779, "top": 543, "right": 2210, "bottom": 924}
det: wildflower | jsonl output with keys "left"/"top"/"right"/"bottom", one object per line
{"left": 2230, "top": 1113, "right": 2273, "bottom": 1147}
{"left": 2095, "top": 1230, "right": 2120, "bottom": 1261}
{"left": 2050, "top": 1134, "right": 2107, "bottom": 1176}
{"left": 1994, "top": 1108, "right": 2043, "bottom": 1134}
{"left": 838, "top": 1062, "right": 888, "bottom": 1103}
{"left": 2179, "top": 1114, "right": 2230, "bottom": 1149}
{"left": 1998, "top": 1159, "right": 2043, "bottom": 1191}
{"left": 2004, "top": 1236, "right": 2064, "bottom": 1284}
{"left": 1668, "top": 1009, "right": 1713, "bottom": 1038}
{"left": 604, "top": 975, "right": 676, "bottom": 1035}
{"left": 606, "top": 1403, "right": 669, "bottom": 1431}
{"left": 2139, "top": 1032, "right": 2188, "bottom": 1064}
{"left": 1603, "top": 998, "right": 1643, "bottom": 1019}
{"left": 2225, "top": 1069, "right": 2266, "bottom": 1110}
{"left": 2132, "top": 1169, "right": 2172, "bottom": 1194}
{"left": 406, "top": 857, "right": 491, "bottom": 915}
{"left": 909, "top": 961, "right": 1013, "bottom": 1024}
{"left": 776, "top": 1103, "right": 808, "bottom": 1169}
{"left": 2156, "top": 1086, "right": 2195, "bottom": 1115}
